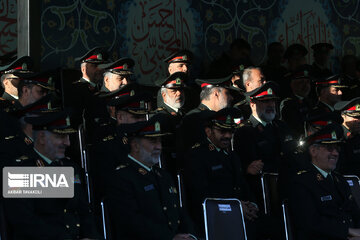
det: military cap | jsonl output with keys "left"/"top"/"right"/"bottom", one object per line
{"left": 284, "top": 43, "right": 308, "bottom": 59}
{"left": 232, "top": 64, "right": 247, "bottom": 75}
{"left": 74, "top": 46, "right": 108, "bottom": 64}
{"left": 311, "top": 43, "right": 334, "bottom": 53}
{"left": 305, "top": 123, "right": 343, "bottom": 145}
{"left": 25, "top": 110, "right": 76, "bottom": 134}
{"left": 10, "top": 94, "right": 58, "bottom": 117}
{"left": 206, "top": 107, "right": 243, "bottom": 129}
{"left": 98, "top": 83, "right": 139, "bottom": 99}
{"left": 244, "top": 81, "right": 279, "bottom": 101}
{"left": 315, "top": 75, "right": 347, "bottom": 88}
{"left": 305, "top": 111, "right": 343, "bottom": 128}
{"left": 290, "top": 65, "right": 312, "bottom": 80}
{"left": 123, "top": 114, "right": 171, "bottom": 137}
{"left": 154, "top": 71, "right": 188, "bottom": 88}
{"left": 108, "top": 91, "right": 152, "bottom": 115}
{"left": 0, "top": 56, "right": 33, "bottom": 74}
{"left": 195, "top": 75, "right": 232, "bottom": 89}
{"left": 14, "top": 71, "right": 55, "bottom": 90}
{"left": 99, "top": 57, "right": 135, "bottom": 75}
{"left": 334, "top": 97, "right": 360, "bottom": 117}
{"left": 164, "top": 49, "right": 193, "bottom": 64}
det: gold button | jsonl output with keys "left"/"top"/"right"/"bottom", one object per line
{"left": 177, "top": 220, "right": 180, "bottom": 224}
{"left": 76, "top": 223, "right": 80, "bottom": 227}
{"left": 168, "top": 221, "right": 172, "bottom": 226}
{"left": 174, "top": 204, "right": 177, "bottom": 208}
{"left": 64, "top": 209, "right": 67, "bottom": 213}
{"left": 66, "top": 225, "right": 70, "bottom": 229}
{"left": 163, "top": 206, "right": 167, "bottom": 211}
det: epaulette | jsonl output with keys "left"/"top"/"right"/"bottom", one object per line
{"left": 115, "top": 164, "right": 128, "bottom": 170}
{"left": 4, "top": 135, "right": 15, "bottom": 140}
{"left": 192, "top": 143, "right": 200, "bottom": 149}
{"left": 297, "top": 170, "right": 307, "bottom": 175}
{"left": 15, "top": 155, "right": 29, "bottom": 163}
{"left": 102, "top": 134, "right": 115, "bottom": 142}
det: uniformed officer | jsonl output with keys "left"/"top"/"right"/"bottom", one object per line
{"left": 105, "top": 114, "right": 196, "bottom": 240}
{"left": 183, "top": 107, "right": 258, "bottom": 237}
{"left": 310, "top": 43, "right": 334, "bottom": 79}
{"left": 164, "top": 49, "right": 193, "bottom": 75}
{"left": 69, "top": 46, "right": 108, "bottom": 127}
{"left": 334, "top": 97, "right": 360, "bottom": 176}
{"left": 98, "top": 57, "right": 134, "bottom": 92}
{"left": 241, "top": 66, "right": 267, "bottom": 92}
{"left": 13, "top": 71, "right": 55, "bottom": 110}
{"left": 179, "top": 75, "right": 235, "bottom": 151}
{"left": 310, "top": 74, "right": 348, "bottom": 115}
{"left": 3, "top": 110, "right": 100, "bottom": 240}
{"left": 288, "top": 123, "right": 360, "bottom": 240}
{"left": 280, "top": 65, "right": 315, "bottom": 138}
{"left": 0, "top": 56, "right": 33, "bottom": 104}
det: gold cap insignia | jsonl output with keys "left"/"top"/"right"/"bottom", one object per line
{"left": 138, "top": 168, "right": 147, "bottom": 175}
{"left": 130, "top": 90, "right": 135, "bottom": 96}
{"left": 22, "top": 63, "right": 27, "bottom": 70}
{"left": 239, "top": 64, "right": 245, "bottom": 71}
{"left": 304, "top": 70, "right": 308, "bottom": 76}
{"left": 331, "top": 131, "right": 337, "bottom": 140}
{"left": 267, "top": 88, "right": 273, "bottom": 95}
{"left": 356, "top": 104, "right": 360, "bottom": 111}
{"left": 155, "top": 121, "right": 160, "bottom": 131}
{"left": 226, "top": 115, "right": 232, "bottom": 124}
{"left": 316, "top": 173, "right": 324, "bottom": 181}
{"left": 66, "top": 116, "right": 71, "bottom": 126}
{"left": 175, "top": 78, "right": 181, "bottom": 85}
{"left": 123, "top": 63, "right": 128, "bottom": 70}
{"left": 97, "top": 54, "right": 102, "bottom": 60}
{"left": 182, "top": 55, "right": 187, "bottom": 61}
{"left": 140, "top": 101, "right": 145, "bottom": 109}
{"left": 48, "top": 77, "right": 53, "bottom": 85}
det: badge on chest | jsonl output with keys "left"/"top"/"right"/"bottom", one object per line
{"left": 320, "top": 195, "right": 332, "bottom": 202}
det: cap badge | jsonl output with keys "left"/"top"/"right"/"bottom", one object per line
{"left": 97, "top": 54, "right": 102, "bottom": 60}
{"left": 66, "top": 116, "right": 71, "bottom": 126}
{"left": 123, "top": 63, "right": 128, "bottom": 70}
{"left": 304, "top": 70, "right": 308, "bottom": 77}
{"left": 130, "top": 90, "right": 135, "bottom": 96}
{"left": 47, "top": 102, "right": 52, "bottom": 110}
{"left": 155, "top": 121, "right": 161, "bottom": 132}
{"left": 22, "top": 63, "right": 28, "bottom": 70}
{"left": 331, "top": 131, "right": 337, "bottom": 140}
{"left": 175, "top": 78, "right": 181, "bottom": 85}
{"left": 140, "top": 101, "right": 145, "bottom": 108}
{"left": 48, "top": 77, "right": 53, "bottom": 85}
{"left": 226, "top": 115, "right": 232, "bottom": 124}
{"left": 182, "top": 55, "right": 187, "bottom": 61}
{"left": 239, "top": 64, "right": 245, "bottom": 71}
{"left": 267, "top": 88, "right": 273, "bottom": 95}
{"left": 356, "top": 104, "right": 360, "bottom": 111}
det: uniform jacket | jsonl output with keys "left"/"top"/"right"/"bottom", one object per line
{"left": 289, "top": 164, "right": 360, "bottom": 240}
{"left": 106, "top": 156, "right": 194, "bottom": 240}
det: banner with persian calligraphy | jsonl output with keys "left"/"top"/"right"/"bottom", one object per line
{"left": 0, "top": 0, "right": 16, "bottom": 55}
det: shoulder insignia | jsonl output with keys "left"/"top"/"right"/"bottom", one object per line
{"left": 209, "top": 143, "right": 215, "bottom": 151}
{"left": 15, "top": 155, "right": 29, "bottom": 162}
{"left": 297, "top": 170, "right": 307, "bottom": 175}
{"left": 138, "top": 168, "right": 148, "bottom": 175}
{"left": 122, "top": 136, "right": 128, "bottom": 145}
{"left": 24, "top": 137, "right": 33, "bottom": 145}
{"left": 316, "top": 173, "right": 324, "bottom": 181}
{"left": 4, "top": 135, "right": 15, "bottom": 140}
{"left": 115, "top": 164, "right": 128, "bottom": 170}
{"left": 102, "top": 135, "right": 114, "bottom": 142}
{"left": 36, "top": 159, "right": 45, "bottom": 167}
{"left": 192, "top": 143, "right": 200, "bottom": 149}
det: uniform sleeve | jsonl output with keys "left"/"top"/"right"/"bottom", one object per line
{"left": 289, "top": 179, "right": 349, "bottom": 239}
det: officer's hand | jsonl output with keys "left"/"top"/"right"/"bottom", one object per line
{"left": 173, "top": 233, "right": 196, "bottom": 239}
{"left": 349, "top": 228, "right": 360, "bottom": 237}
{"left": 246, "top": 160, "right": 264, "bottom": 175}
{"left": 241, "top": 201, "right": 258, "bottom": 221}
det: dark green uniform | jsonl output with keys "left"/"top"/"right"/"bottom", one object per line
{"left": 289, "top": 165, "right": 360, "bottom": 240}
{"left": 106, "top": 156, "right": 194, "bottom": 240}
{"left": 3, "top": 152, "right": 99, "bottom": 240}
{"left": 337, "top": 126, "right": 360, "bottom": 177}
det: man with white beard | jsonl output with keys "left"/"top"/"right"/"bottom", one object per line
{"left": 233, "top": 82, "right": 294, "bottom": 210}
{"left": 106, "top": 115, "right": 196, "bottom": 240}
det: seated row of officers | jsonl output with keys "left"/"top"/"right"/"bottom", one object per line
{"left": 0, "top": 45, "right": 360, "bottom": 240}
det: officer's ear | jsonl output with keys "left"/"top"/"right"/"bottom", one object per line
{"left": 204, "top": 126, "right": 212, "bottom": 138}
{"left": 81, "top": 62, "right": 87, "bottom": 75}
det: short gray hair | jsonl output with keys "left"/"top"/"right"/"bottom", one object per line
{"left": 242, "top": 67, "right": 261, "bottom": 88}
{"left": 200, "top": 86, "right": 223, "bottom": 101}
